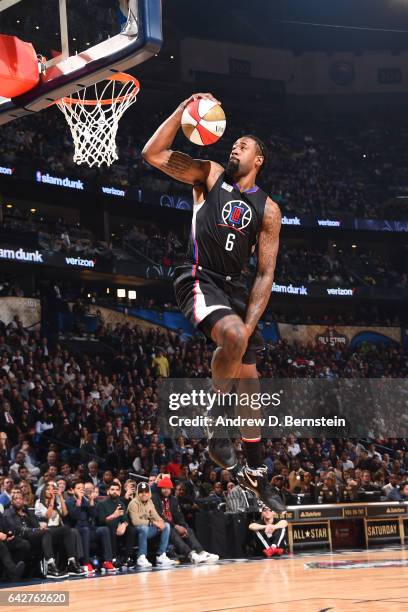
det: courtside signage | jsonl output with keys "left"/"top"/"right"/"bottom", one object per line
{"left": 281, "top": 216, "right": 301, "bottom": 226}
{"left": 0, "top": 165, "right": 13, "bottom": 176}
{"left": 35, "top": 171, "right": 84, "bottom": 190}
{"left": 0, "top": 248, "right": 43, "bottom": 263}
{"left": 326, "top": 288, "right": 355, "bottom": 296}
{"left": 317, "top": 219, "right": 341, "bottom": 227}
{"left": 101, "top": 186, "right": 126, "bottom": 197}
{"left": 0, "top": 246, "right": 94, "bottom": 269}
{"left": 65, "top": 257, "right": 95, "bottom": 268}
{"left": 272, "top": 283, "right": 308, "bottom": 295}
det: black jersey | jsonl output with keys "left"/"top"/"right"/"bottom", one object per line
{"left": 186, "top": 172, "right": 267, "bottom": 277}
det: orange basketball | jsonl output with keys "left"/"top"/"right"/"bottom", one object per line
{"left": 181, "top": 98, "right": 226, "bottom": 146}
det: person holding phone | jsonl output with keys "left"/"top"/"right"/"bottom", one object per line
{"left": 35, "top": 481, "right": 85, "bottom": 576}
{"left": 66, "top": 480, "right": 115, "bottom": 574}
{"left": 122, "top": 479, "right": 137, "bottom": 508}
{"left": 96, "top": 481, "right": 136, "bottom": 568}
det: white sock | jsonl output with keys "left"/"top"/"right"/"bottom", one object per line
{"left": 68, "top": 557, "right": 75, "bottom": 563}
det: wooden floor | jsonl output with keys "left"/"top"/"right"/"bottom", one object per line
{"left": 4, "top": 549, "right": 408, "bottom": 612}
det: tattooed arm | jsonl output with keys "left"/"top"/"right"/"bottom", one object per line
{"left": 142, "top": 93, "right": 224, "bottom": 188}
{"left": 244, "top": 198, "right": 281, "bottom": 336}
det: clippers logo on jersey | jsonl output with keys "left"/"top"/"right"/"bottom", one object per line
{"left": 221, "top": 200, "right": 252, "bottom": 231}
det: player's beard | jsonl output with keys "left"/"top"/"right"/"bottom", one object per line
{"left": 226, "top": 157, "right": 240, "bottom": 176}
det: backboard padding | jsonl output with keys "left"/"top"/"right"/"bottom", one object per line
{"left": 0, "top": 0, "right": 162, "bottom": 124}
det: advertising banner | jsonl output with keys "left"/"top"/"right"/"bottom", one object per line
{"left": 276, "top": 323, "right": 401, "bottom": 347}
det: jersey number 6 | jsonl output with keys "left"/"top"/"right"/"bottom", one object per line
{"left": 225, "top": 233, "right": 236, "bottom": 252}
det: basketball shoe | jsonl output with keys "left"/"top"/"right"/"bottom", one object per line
{"left": 237, "top": 465, "right": 286, "bottom": 513}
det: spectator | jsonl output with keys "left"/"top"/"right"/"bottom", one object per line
{"left": 249, "top": 507, "right": 288, "bottom": 557}
{"left": 4, "top": 491, "right": 68, "bottom": 578}
{"left": 34, "top": 483, "right": 84, "bottom": 576}
{"left": 387, "top": 480, "right": 408, "bottom": 502}
{"left": 153, "top": 477, "right": 218, "bottom": 564}
{"left": 127, "top": 482, "right": 175, "bottom": 568}
{"left": 0, "top": 476, "right": 14, "bottom": 509}
{"left": 96, "top": 481, "right": 135, "bottom": 568}
{"left": 66, "top": 480, "right": 115, "bottom": 573}
{"left": 0, "top": 512, "right": 29, "bottom": 581}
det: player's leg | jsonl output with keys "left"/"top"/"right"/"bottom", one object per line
{"left": 199, "top": 310, "right": 251, "bottom": 470}
{"left": 235, "top": 362, "right": 286, "bottom": 514}
{"left": 210, "top": 313, "right": 249, "bottom": 393}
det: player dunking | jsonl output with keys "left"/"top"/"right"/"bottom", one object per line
{"left": 143, "top": 93, "right": 285, "bottom": 512}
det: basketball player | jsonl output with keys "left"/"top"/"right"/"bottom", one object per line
{"left": 142, "top": 93, "right": 285, "bottom": 513}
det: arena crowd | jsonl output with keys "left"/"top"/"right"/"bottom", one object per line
{"left": 0, "top": 309, "right": 407, "bottom": 581}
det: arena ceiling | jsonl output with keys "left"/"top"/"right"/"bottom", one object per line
{"left": 166, "top": 0, "right": 408, "bottom": 52}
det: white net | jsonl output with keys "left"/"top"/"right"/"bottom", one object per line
{"left": 57, "top": 74, "right": 140, "bottom": 168}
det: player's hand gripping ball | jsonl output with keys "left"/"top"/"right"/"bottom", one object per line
{"left": 181, "top": 98, "right": 226, "bottom": 146}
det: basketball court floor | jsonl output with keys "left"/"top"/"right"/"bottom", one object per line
{"left": 2, "top": 548, "right": 408, "bottom": 612}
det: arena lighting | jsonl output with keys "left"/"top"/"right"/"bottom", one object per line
{"left": 332, "top": 243, "right": 337, "bottom": 247}
{"left": 106, "top": 288, "right": 110, "bottom": 294}
{"left": 5, "top": 204, "right": 13, "bottom": 208}
{"left": 117, "top": 289, "right": 126, "bottom": 298}
{"left": 30, "top": 208, "right": 36, "bottom": 213}
{"left": 128, "top": 290, "right": 137, "bottom": 300}
{"left": 352, "top": 244, "right": 357, "bottom": 248}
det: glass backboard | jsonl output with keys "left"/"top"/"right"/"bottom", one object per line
{"left": 0, "top": 0, "right": 162, "bottom": 124}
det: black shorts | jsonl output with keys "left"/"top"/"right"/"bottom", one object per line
{"left": 173, "top": 265, "right": 264, "bottom": 364}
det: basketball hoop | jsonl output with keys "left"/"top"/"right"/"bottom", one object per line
{"left": 56, "top": 73, "right": 140, "bottom": 168}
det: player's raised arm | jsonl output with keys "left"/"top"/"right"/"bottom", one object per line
{"left": 244, "top": 198, "right": 281, "bottom": 336}
{"left": 142, "top": 93, "right": 224, "bottom": 187}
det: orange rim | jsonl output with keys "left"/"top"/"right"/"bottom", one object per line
{"left": 57, "top": 73, "right": 140, "bottom": 106}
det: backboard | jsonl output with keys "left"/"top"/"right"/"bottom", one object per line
{"left": 0, "top": 0, "right": 162, "bottom": 124}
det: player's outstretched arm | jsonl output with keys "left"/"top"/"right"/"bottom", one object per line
{"left": 244, "top": 198, "right": 281, "bottom": 337}
{"left": 142, "top": 93, "right": 223, "bottom": 187}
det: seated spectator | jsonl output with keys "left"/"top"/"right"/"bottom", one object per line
{"left": 382, "top": 473, "right": 400, "bottom": 497}
{"left": 288, "top": 460, "right": 304, "bottom": 492}
{"left": 66, "top": 480, "right": 115, "bottom": 574}
{"left": 290, "top": 471, "right": 316, "bottom": 502}
{"left": 56, "top": 478, "right": 69, "bottom": 501}
{"left": 208, "top": 482, "right": 226, "bottom": 503}
{"left": 19, "top": 480, "right": 35, "bottom": 507}
{"left": 40, "top": 451, "right": 59, "bottom": 476}
{"left": 387, "top": 480, "right": 408, "bottom": 502}
{"left": 127, "top": 481, "right": 175, "bottom": 568}
{"left": 9, "top": 451, "right": 40, "bottom": 481}
{"left": 167, "top": 453, "right": 183, "bottom": 480}
{"left": 99, "top": 470, "right": 114, "bottom": 495}
{"left": 316, "top": 473, "right": 339, "bottom": 503}
{"left": 86, "top": 461, "right": 101, "bottom": 488}
{"left": 96, "top": 481, "right": 135, "bottom": 567}
{"left": 84, "top": 482, "right": 101, "bottom": 502}
{"left": 174, "top": 482, "right": 198, "bottom": 526}
{"left": 34, "top": 483, "right": 85, "bottom": 576}
{"left": 122, "top": 479, "right": 137, "bottom": 508}
{"left": 36, "top": 468, "right": 59, "bottom": 498}
{"left": 153, "top": 477, "right": 218, "bottom": 564}
{"left": 249, "top": 507, "right": 288, "bottom": 557}
{"left": 4, "top": 491, "right": 68, "bottom": 578}
{"left": 0, "top": 476, "right": 14, "bottom": 509}
{"left": 359, "top": 470, "right": 381, "bottom": 492}
{"left": 0, "top": 511, "right": 30, "bottom": 581}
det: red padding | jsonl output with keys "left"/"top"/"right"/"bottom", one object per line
{"left": 0, "top": 34, "right": 39, "bottom": 98}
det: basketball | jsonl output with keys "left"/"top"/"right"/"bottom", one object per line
{"left": 181, "top": 98, "right": 226, "bottom": 146}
